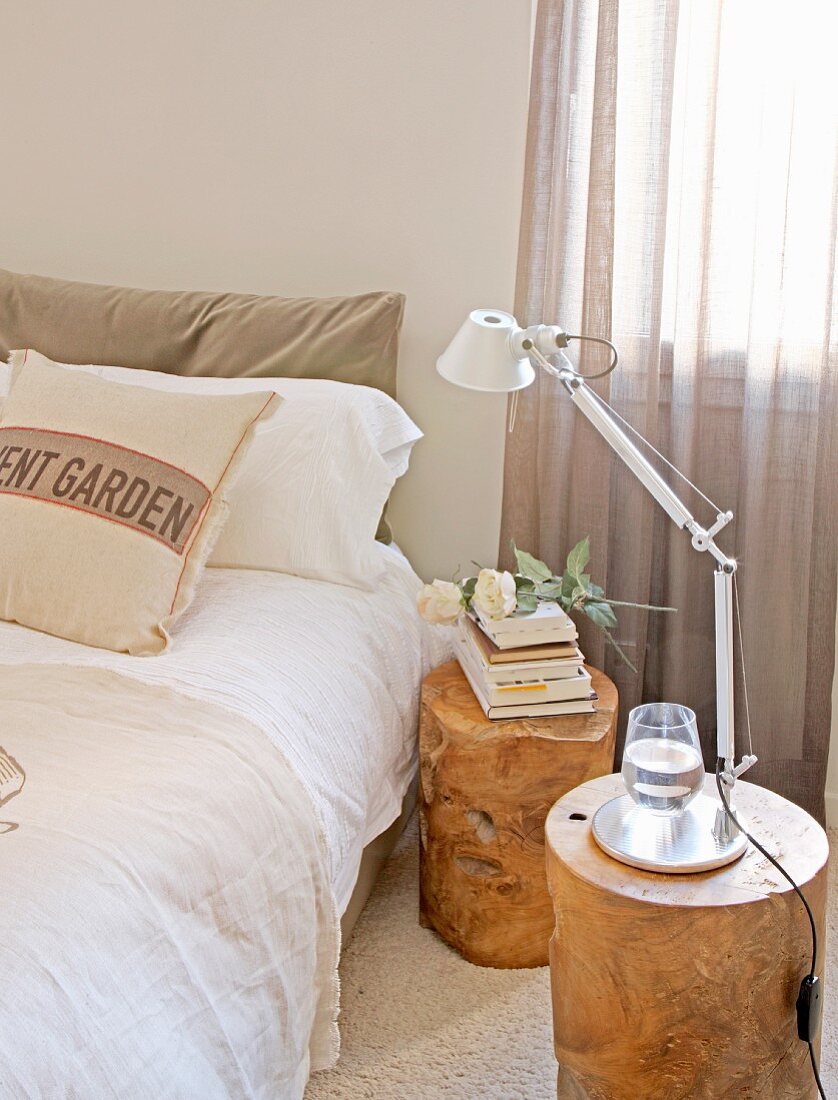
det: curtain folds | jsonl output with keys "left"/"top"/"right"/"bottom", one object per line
{"left": 501, "top": 0, "right": 838, "bottom": 820}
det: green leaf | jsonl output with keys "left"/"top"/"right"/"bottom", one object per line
{"left": 537, "top": 581, "right": 564, "bottom": 600}
{"left": 560, "top": 572, "right": 577, "bottom": 600}
{"left": 588, "top": 581, "right": 605, "bottom": 599}
{"left": 583, "top": 600, "right": 618, "bottom": 629}
{"left": 515, "top": 591, "right": 538, "bottom": 613}
{"left": 460, "top": 577, "right": 477, "bottom": 602}
{"left": 566, "top": 537, "right": 590, "bottom": 582}
{"left": 513, "top": 544, "right": 553, "bottom": 584}
{"left": 514, "top": 575, "right": 536, "bottom": 593}
{"left": 545, "top": 584, "right": 574, "bottom": 613}
{"left": 569, "top": 584, "right": 587, "bottom": 606}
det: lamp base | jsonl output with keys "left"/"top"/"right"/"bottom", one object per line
{"left": 591, "top": 790, "right": 748, "bottom": 873}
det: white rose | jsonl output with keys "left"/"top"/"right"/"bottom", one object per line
{"left": 417, "top": 580, "right": 464, "bottom": 625}
{"left": 473, "top": 568, "right": 517, "bottom": 620}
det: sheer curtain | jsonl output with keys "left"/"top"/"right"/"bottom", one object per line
{"left": 501, "top": 0, "right": 838, "bottom": 819}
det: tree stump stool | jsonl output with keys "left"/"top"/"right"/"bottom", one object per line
{"left": 545, "top": 773, "right": 829, "bottom": 1099}
{"left": 419, "top": 659, "right": 617, "bottom": 968}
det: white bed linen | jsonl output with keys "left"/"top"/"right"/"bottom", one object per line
{"left": 0, "top": 664, "right": 338, "bottom": 1099}
{"left": 0, "top": 542, "right": 451, "bottom": 913}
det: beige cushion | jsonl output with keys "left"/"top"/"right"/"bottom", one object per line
{"left": 0, "top": 268, "right": 403, "bottom": 543}
{"left": 0, "top": 268, "right": 404, "bottom": 395}
{"left": 0, "top": 350, "right": 278, "bottom": 655}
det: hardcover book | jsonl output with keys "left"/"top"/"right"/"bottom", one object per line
{"left": 462, "top": 617, "right": 584, "bottom": 682}
{"left": 474, "top": 599, "right": 577, "bottom": 636}
{"left": 455, "top": 632, "right": 596, "bottom": 720}
{"left": 473, "top": 604, "right": 578, "bottom": 648}
{"left": 467, "top": 613, "right": 581, "bottom": 660}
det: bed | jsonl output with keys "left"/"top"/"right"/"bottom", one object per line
{"left": 0, "top": 270, "right": 450, "bottom": 1098}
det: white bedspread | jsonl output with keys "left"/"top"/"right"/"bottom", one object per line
{"left": 0, "top": 543, "right": 450, "bottom": 912}
{"left": 0, "top": 544, "right": 451, "bottom": 1098}
{"left": 0, "top": 665, "right": 337, "bottom": 1099}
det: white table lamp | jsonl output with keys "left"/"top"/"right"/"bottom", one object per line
{"left": 437, "top": 310, "right": 535, "bottom": 392}
{"left": 437, "top": 310, "right": 757, "bottom": 873}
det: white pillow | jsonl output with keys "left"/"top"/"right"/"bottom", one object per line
{"left": 8, "top": 356, "right": 422, "bottom": 589}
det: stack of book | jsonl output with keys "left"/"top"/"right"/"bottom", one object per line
{"left": 454, "top": 602, "right": 596, "bottom": 720}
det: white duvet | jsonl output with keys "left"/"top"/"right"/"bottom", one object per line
{"left": 0, "top": 544, "right": 450, "bottom": 1098}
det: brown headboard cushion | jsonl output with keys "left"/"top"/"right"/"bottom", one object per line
{"left": 0, "top": 269, "right": 405, "bottom": 399}
{"left": 0, "top": 268, "right": 406, "bottom": 542}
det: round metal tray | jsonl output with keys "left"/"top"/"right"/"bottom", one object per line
{"left": 592, "top": 791, "right": 748, "bottom": 874}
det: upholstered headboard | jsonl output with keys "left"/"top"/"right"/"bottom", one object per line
{"left": 0, "top": 268, "right": 406, "bottom": 540}
{"left": 0, "top": 269, "right": 405, "bottom": 399}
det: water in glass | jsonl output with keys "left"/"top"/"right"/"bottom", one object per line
{"left": 621, "top": 703, "right": 704, "bottom": 817}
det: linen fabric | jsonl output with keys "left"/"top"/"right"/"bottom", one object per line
{"left": 0, "top": 552, "right": 451, "bottom": 1097}
{"left": 0, "top": 549, "right": 453, "bottom": 916}
{"left": 502, "top": 0, "right": 837, "bottom": 820}
{"left": 0, "top": 269, "right": 404, "bottom": 544}
{"left": 0, "top": 351, "right": 278, "bottom": 654}
{"left": 19, "top": 358, "right": 422, "bottom": 589}
{"left": 0, "top": 663, "right": 338, "bottom": 1099}
{"left": 0, "top": 268, "right": 404, "bottom": 396}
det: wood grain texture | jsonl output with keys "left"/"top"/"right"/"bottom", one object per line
{"left": 545, "top": 774, "right": 829, "bottom": 1098}
{"left": 419, "top": 660, "right": 617, "bottom": 969}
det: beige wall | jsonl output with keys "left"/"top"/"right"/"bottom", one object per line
{"left": 1, "top": 0, "right": 532, "bottom": 583}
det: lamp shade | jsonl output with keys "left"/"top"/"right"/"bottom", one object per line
{"left": 436, "top": 309, "right": 535, "bottom": 393}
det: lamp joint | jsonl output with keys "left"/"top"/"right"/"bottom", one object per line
{"left": 511, "top": 324, "right": 569, "bottom": 359}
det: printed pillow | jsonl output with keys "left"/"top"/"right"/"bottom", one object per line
{"left": 24, "top": 359, "right": 422, "bottom": 589}
{"left": 0, "top": 351, "right": 278, "bottom": 654}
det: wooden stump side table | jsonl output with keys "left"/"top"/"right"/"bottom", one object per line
{"left": 418, "top": 659, "right": 617, "bottom": 969}
{"left": 545, "top": 774, "right": 829, "bottom": 1099}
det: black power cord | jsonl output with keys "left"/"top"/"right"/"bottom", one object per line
{"left": 715, "top": 759, "right": 826, "bottom": 1098}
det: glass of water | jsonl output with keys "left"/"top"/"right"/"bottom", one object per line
{"left": 621, "top": 703, "right": 704, "bottom": 817}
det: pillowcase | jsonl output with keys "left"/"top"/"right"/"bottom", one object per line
{"left": 0, "top": 270, "right": 406, "bottom": 546}
{"left": 23, "top": 357, "right": 422, "bottom": 589}
{"left": 0, "top": 351, "right": 278, "bottom": 654}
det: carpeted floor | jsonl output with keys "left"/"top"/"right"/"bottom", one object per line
{"left": 305, "top": 817, "right": 836, "bottom": 1099}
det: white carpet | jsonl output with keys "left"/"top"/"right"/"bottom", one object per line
{"left": 306, "top": 817, "right": 836, "bottom": 1099}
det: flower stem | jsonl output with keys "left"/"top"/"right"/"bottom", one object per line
{"left": 602, "top": 599, "right": 676, "bottom": 612}
{"left": 602, "top": 630, "right": 638, "bottom": 674}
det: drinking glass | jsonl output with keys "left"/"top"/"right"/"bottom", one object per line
{"left": 621, "top": 703, "right": 704, "bottom": 817}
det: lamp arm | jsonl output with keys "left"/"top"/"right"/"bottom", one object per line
{"left": 562, "top": 373, "right": 731, "bottom": 564}
{"left": 549, "top": 367, "right": 756, "bottom": 786}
